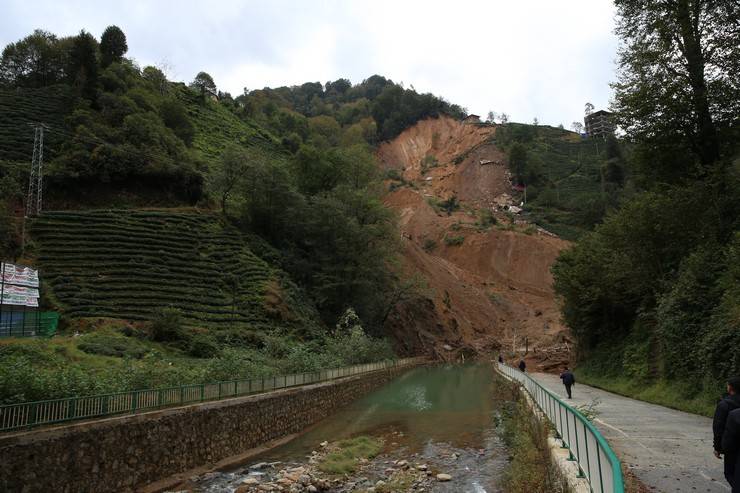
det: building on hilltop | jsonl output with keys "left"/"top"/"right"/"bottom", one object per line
{"left": 584, "top": 110, "right": 615, "bottom": 138}
{"left": 463, "top": 114, "right": 481, "bottom": 124}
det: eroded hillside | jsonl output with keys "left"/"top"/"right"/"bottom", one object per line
{"left": 380, "top": 116, "right": 570, "bottom": 368}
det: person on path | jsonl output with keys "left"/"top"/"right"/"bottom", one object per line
{"left": 560, "top": 367, "right": 576, "bottom": 399}
{"left": 722, "top": 408, "right": 740, "bottom": 492}
{"left": 518, "top": 359, "right": 526, "bottom": 372}
{"left": 714, "top": 377, "right": 740, "bottom": 490}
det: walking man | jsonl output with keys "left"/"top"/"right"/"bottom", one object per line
{"left": 722, "top": 407, "right": 740, "bottom": 492}
{"left": 714, "top": 377, "right": 740, "bottom": 490}
{"left": 560, "top": 366, "right": 575, "bottom": 399}
{"left": 518, "top": 359, "right": 526, "bottom": 372}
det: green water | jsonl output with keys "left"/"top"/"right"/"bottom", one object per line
{"left": 195, "top": 363, "right": 509, "bottom": 492}
{"left": 268, "top": 363, "right": 502, "bottom": 457}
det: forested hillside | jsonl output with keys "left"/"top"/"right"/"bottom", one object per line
{"left": 552, "top": 1, "right": 740, "bottom": 415}
{"left": 0, "top": 26, "right": 465, "bottom": 402}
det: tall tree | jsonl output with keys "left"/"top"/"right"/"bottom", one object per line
{"left": 0, "top": 30, "right": 67, "bottom": 87}
{"left": 99, "top": 25, "right": 128, "bottom": 67}
{"left": 612, "top": 0, "right": 739, "bottom": 174}
{"left": 191, "top": 71, "right": 217, "bottom": 100}
{"left": 213, "top": 145, "right": 247, "bottom": 216}
{"left": 68, "top": 30, "right": 99, "bottom": 100}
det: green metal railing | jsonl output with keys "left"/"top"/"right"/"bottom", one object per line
{"left": 0, "top": 311, "right": 59, "bottom": 338}
{"left": 0, "top": 357, "right": 424, "bottom": 433}
{"left": 497, "top": 362, "right": 624, "bottom": 493}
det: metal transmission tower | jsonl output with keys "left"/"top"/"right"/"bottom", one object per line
{"left": 26, "top": 124, "right": 46, "bottom": 217}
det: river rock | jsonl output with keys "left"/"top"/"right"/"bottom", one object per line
{"left": 436, "top": 473, "right": 452, "bottom": 482}
{"left": 242, "top": 477, "right": 260, "bottom": 485}
{"left": 416, "top": 464, "right": 428, "bottom": 471}
{"left": 307, "top": 486, "right": 317, "bottom": 493}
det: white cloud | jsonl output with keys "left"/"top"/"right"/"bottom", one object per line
{"left": 0, "top": 0, "right": 618, "bottom": 127}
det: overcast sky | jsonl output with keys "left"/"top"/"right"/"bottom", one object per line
{"left": 1, "top": 0, "right": 619, "bottom": 127}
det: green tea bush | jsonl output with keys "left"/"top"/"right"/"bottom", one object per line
{"left": 77, "top": 333, "right": 148, "bottom": 359}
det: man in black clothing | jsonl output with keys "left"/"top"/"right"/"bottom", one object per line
{"left": 722, "top": 408, "right": 740, "bottom": 492}
{"left": 518, "top": 359, "right": 526, "bottom": 372}
{"left": 714, "top": 377, "right": 740, "bottom": 490}
{"left": 560, "top": 367, "right": 576, "bottom": 399}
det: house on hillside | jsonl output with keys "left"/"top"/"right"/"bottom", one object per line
{"left": 463, "top": 114, "right": 481, "bottom": 124}
{"left": 584, "top": 110, "right": 615, "bottom": 138}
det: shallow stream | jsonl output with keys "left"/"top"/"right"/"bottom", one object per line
{"left": 189, "top": 363, "right": 511, "bottom": 492}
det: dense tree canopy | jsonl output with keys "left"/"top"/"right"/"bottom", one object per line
{"left": 99, "top": 25, "right": 128, "bottom": 67}
{"left": 612, "top": 0, "right": 740, "bottom": 182}
{"left": 555, "top": 0, "right": 740, "bottom": 398}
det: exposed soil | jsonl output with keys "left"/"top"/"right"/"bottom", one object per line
{"left": 379, "top": 116, "right": 572, "bottom": 370}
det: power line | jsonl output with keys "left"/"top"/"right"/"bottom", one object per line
{"left": 26, "top": 123, "right": 47, "bottom": 217}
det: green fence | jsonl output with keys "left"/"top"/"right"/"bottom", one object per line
{"left": 498, "top": 362, "right": 624, "bottom": 493}
{"left": 0, "top": 357, "right": 424, "bottom": 433}
{"left": 0, "top": 311, "right": 59, "bottom": 338}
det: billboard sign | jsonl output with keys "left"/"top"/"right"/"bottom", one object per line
{"left": 0, "top": 285, "right": 39, "bottom": 307}
{"left": 1, "top": 263, "right": 39, "bottom": 288}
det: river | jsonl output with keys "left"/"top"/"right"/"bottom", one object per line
{"left": 187, "top": 363, "right": 511, "bottom": 493}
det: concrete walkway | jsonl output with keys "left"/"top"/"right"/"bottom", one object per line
{"left": 530, "top": 373, "right": 728, "bottom": 493}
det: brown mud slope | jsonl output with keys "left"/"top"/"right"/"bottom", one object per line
{"left": 380, "top": 116, "right": 571, "bottom": 369}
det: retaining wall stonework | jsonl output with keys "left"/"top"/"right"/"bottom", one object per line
{"left": 0, "top": 364, "right": 418, "bottom": 492}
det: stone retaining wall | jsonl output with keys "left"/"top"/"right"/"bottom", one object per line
{"left": 0, "top": 364, "right": 418, "bottom": 492}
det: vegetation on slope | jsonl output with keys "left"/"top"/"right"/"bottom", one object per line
{"left": 553, "top": 0, "right": 740, "bottom": 414}
{"left": 0, "top": 27, "right": 430, "bottom": 402}
{"left": 30, "top": 209, "right": 316, "bottom": 331}
{"left": 494, "top": 122, "right": 625, "bottom": 240}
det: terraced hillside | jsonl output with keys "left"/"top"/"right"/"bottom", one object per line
{"left": 30, "top": 210, "right": 317, "bottom": 331}
{"left": 495, "top": 124, "right": 615, "bottom": 239}
{"left": 0, "top": 85, "right": 74, "bottom": 165}
{"left": 173, "top": 84, "right": 280, "bottom": 164}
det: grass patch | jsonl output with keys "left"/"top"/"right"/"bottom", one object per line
{"left": 443, "top": 235, "right": 465, "bottom": 246}
{"left": 574, "top": 367, "right": 718, "bottom": 417}
{"left": 496, "top": 376, "right": 568, "bottom": 493}
{"left": 374, "top": 470, "right": 415, "bottom": 492}
{"left": 318, "top": 436, "right": 383, "bottom": 475}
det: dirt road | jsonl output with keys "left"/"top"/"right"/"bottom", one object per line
{"left": 531, "top": 373, "right": 728, "bottom": 492}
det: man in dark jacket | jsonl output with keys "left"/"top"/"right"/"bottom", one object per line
{"left": 560, "top": 367, "right": 576, "bottom": 399}
{"left": 714, "top": 377, "right": 740, "bottom": 490}
{"left": 722, "top": 408, "right": 740, "bottom": 492}
{"left": 518, "top": 359, "right": 526, "bottom": 372}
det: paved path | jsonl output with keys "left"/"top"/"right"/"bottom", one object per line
{"left": 530, "top": 373, "right": 728, "bottom": 493}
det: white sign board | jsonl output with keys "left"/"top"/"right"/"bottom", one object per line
{"left": 1, "top": 263, "right": 39, "bottom": 288}
{"left": 0, "top": 285, "right": 39, "bottom": 307}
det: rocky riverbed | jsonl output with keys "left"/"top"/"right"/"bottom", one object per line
{"left": 182, "top": 428, "right": 506, "bottom": 493}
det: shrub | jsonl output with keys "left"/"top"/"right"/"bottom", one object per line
{"left": 477, "top": 209, "right": 497, "bottom": 229}
{"left": 77, "top": 333, "right": 148, "bottom": 359}
{"left": 444, "top": 234, "right": 465, "bottom": 246}
{"left": 439, "top": 195, "right": 459, "bottom": 215}
{"left": 148, "top": 307, "right": 185, "bottom": 342}
{"left": 422, "top": 238, "right": 437, "bottom": 252}
{"left": 187, "top": 334, "right": 220, "bottom": 358}
{"left": 420, "top": 155, "right": 439, "bottom": 175}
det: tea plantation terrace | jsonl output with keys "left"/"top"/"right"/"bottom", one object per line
{"left": 31, "top": 210, "right": 301, "bottom": 328}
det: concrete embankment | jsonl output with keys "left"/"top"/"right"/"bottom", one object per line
{"left": 0, "top": 363, "right": 421, "bottom": 492}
